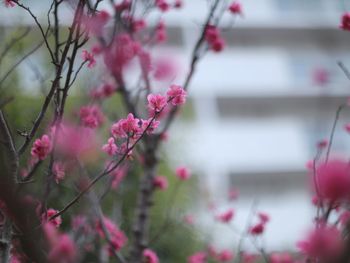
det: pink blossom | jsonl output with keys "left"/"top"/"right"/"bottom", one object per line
{"left": 143, "top": 249, "right": 159, "bottom": 263}
{"left": 241, "top": 252, "right": 258, "bottom": 263}
{"left": 184, "top": 214, "right": 195, "bottom": 225}
{"left": 216, "top": 208, "right": 235, "bottom": 223}
{"left": 111, "top": 113, "right": 141, "bottom": 138}
{"left": 31, "top": 134, "right": 52, "bottom": 161}
{"left": 104, "top": 34, "right": 140, "bottom": 75}
{"left": 249, "top": 222, "right": 264, "bottom": 235}
{"left": 155, "top": 21, "right": 167, "bottom": 43}
{"left": 115, "top": 0, "right": 131, "bottom": 12}
{"left": 216, "top": 249, "right": 234, "bottom": 262}
{"left": 97, "top": 217, "right": 127, "bottom": 252}
{"left": 175, "top": 166, "right": 191, "bottom": 180}
{"left": 4, "top": 0, "right": 15, "bottom": 7}
{"left": 79, "top": 105, "right": 105, "bottom": 128}
{"left": 313, "top": 68, "right": 329, "bottom": 86}
{"left": 258, "top": 212, "right": 270, "bottom": 224}
{"left": 229, "top": 2, "right": 242, "bottom": 15}
{"left": 42, "top": 208, "right": 62, "bottom": 228}
{"left": 153, "top": 176, "right": 168, "bottom": 190}
{"left": 102, "top": 137, "right": 118, "bottom": 156}
{"left": 82, "top": 50, "right": 96, "bottom": 68}
{"left": 153, "top": 58, "right": 176, "bottom": 80}
{"left": 139, "top": 50, "right": 152, "bottom": 73}
{"left": 141, "top": 118, "right": 160, "bottom": 134}
{"left": 205, "top": 25, "right": 225, "bottom": 52}
{"left": 316, "top": 139, "right": 328, "bottom": 149}
{"left": 340, "top": 13, "right": 350, "bottom": 31}
{"left": 344, "top": 123, "right": 350, "bottom": 133}
{"left": 53, "top": 162, "right": 65, "bottom": 184}
{"left": 48, "top": 234, "right": 77, "bottom": 263}
{"left": 297, "top": 225, "right": 343, "bottom": 259}
{"left": 167, "top": 85, "right": 187, "bottom": 106}
{"left": 90, "top": 83, "right": 117, "bottom": 99}
{"left": 211, "top": 38, "right": 225, "bottom": 52}
{"left": 132, "top": 19, "right": 147, "bottom": 32}
{"left": 10, "top": 253, "right": 21, "bottom": 263}
{"left": 316, "top": 159, "right": 350, "bottom": 201}
{"left": 270, "top": 252, "right": 293, "bottom": 263}
{"left": 228, "top": 188, "right": 239, "bottom": 201}
{"left": 147, "top": 94, "right": 167, "bottom": 114}
{"left": 339, "top": 210, "right": 350, "bottom": 225}
{"left": 56, "top": 124, "right": 98, "bottom": 159}
{"left": 83, "top": 10, "right": 110, "bottom": 35}
{"left": 156, "top": 0, "right": 169, "bottom": 12}
{"left": 174, "top": 0, "right": 182, "bottom": 8}
{"left": 111, "top": 166, "right": 128, "bottom": 189}
{"left": 188, "top": 251, "right": 207, "bottom": 263}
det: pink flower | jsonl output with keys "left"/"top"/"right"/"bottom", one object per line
{"left": 188, "top": 251, "right": 207, "bottom": 263}
{"left": 258, "top": 212, "right": 270, "bottom": 224}
{"left": 297, "top": 225, "right": 343, "bottom": 259}
{"left": 316, "top": 139, "right": 328, "bottom": 149}
{"left": 90, "top": 83, "right": 117, "bottom": 99}
{"left": 143, "top": 249, "right": 159, "bottom": 263}
{"left": 115, "top": 0, "right": 131, "bottom": 12}
{"left": 111, "top": 166, "right": 128, "bottom": 189}
{"left": 216, "top": 249, "right": 234, "bottom": 262}
{"left": 147, "top": 94, "right": 167, "bottom": 114}
{"left": 216, "top": 208, "right": 235, "bottom": 223}
{"left": 156, "top": 0, "right": 169, "bottom": 12}
{"left": 228, "top": 188, "right": 239, "bottom": 201}
{"left": 174, "top": 0, "right": 182, "bottom": 8}
{"left": 79, "top": 105, "right": 105, "bottom": 128}
{"left": 42, "top": 208, "right": 62, "bottom": 228}
{"left": 104, "top": 34, "right": 140, "bottom": 75}
{"left": 56, "top": 123, "right": 98, "bottom": 159}
{"left": 31, "top": 134, "right": 52, "bottom": 160}
{"left": 241, "top": 252, "right": 258, "bottom": 263}
{"left": 153, "top": 176, "right": 168, "bottom": 190}
{"left": 53, "top": 162, "right": 65, "bottom": 184}
{"left": 141, "top": 118, "right": 160, "bottom": 134}
{"left": 339, "top": 210, "right": 350, "bottom": 225}
{"left": 229, "top": 1, "right": 242, "bottom": 15}
{"left": 97, "top": 217, "right": 127, "bottom": 252}
{"left": 249, "top": 222, "right": 264, "bottom": 235}
{"left": 156, "top": 21, "right": 167, "bottom": 43}
{"left": 139, "top": 50, "right": 152, "bottom": 73}
{"left": 153, "top": 58, "right": 176, "bottom": 80}
{"left": 313, "top": 68, "right": 329, "bottom": 86}
{"left": 48, "top": 234, "right": 77, "bottom": 263}
{"left": 175, "top": 166, "right": 191, "bottom": 180}
{"left": 344, "top": 123, "right": 350, "bottom": 133}
{"left": 270, "top": 252, "right": 293, "bottom": 263}
{"left": 340, "top": 13, "right": 350, "bottom": 31}
{"left": 184, "top": 214, "right": 195, "bottom": 225}
{"left": 205, "top": 25, "right": 225, "bottom": 52}
{"left": 4, "top": 0, "right": 15, "bottom": 7}
{"left": 211, "top": 38, "right": 225, "bottom": 52}
{"left": 316, "top": 159, "right": 350, "bottom": 202}
{"left": 111, "top": 113, "right": 141, "bottom": 139}
{"left": 82, "top": 50, "right": 96, "bottom": 68}
{"left": 205, "top": 26, "right": 220, "bottom": 42}
{"left": 102, "top": 137, "right": 118, "bottom": 156}
{"left": 167, "top": 85, "right": 187, "bottom": 106}
{"left": 83, "top": 10, "right": 110, "bottom": 35}
{"left": 132, "top": 19, "right": 147, "bottom": 32}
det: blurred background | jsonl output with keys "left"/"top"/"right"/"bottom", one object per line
{"left": 2, "top": 0, "right": 350, "bottom": 256}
